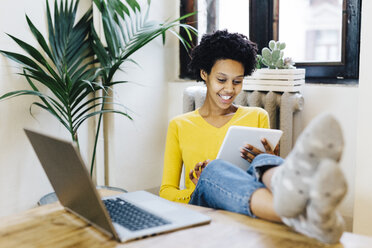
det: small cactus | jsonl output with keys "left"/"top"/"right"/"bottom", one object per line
{"left": 256, "top": 40, "right": 295, "bottom": 69}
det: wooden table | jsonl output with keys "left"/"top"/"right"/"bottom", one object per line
{"left": 0, "top": 189, "right": 371, "bottom": 248}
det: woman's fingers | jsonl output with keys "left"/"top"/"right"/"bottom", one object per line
{"left": 191, "top": 160, "right": 211, "bottom": 185}
{"left": 261, "top": 138, "right": 274, "bottom": 154}
{"left": 241, "top": 144, "right": 266, "bottom": 162}
{"left": 195, "top": 168, "right": 202, "bottom": 178}
{"left": 244, "top": 144, "right": 263, "bottom": 155}
{"left": 189, "top": 169, "right": 194, "bottom": 179}
{"left": 274, "top": 143, "right": 280, "bottom": 155}
{"left": 189, "top": 169, "right": 198, "bottom": 185}
{"left": 241, "top": 140, "right": 280, "bottom": 162}
{"left": 195, "top": 160, "right": 210, "bottom": 174}
{"left": 240, "top": 151, "right": 252, "bottom": 162}
{"left": 193, "top": 162, "right": 201, "bottom": 178}
{"left": 195, "top": 162, "right": 203, "bottom": 172}
{"left": 240, "top": 147, "right": 255, "bottom": 162}
{"left": 200, "top": 159, "right": 210, "bottom": 171}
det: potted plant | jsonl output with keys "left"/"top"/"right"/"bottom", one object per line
{"left": 0, "top": 0, "right": 131, "bottom": 202}
{"left": 0, "top": 1, "right": 119, "bottom": 150}
{"left": 245, "top": 40, "right": 305, "bottom": 91}
{"left": 0, "top": 0, "right": 196, "bottom": 202}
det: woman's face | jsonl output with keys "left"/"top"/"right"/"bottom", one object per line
{"left": 201, "top": 59, "right": 244, "bottom": 111}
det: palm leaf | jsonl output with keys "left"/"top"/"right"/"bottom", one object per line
{"left": 0, "top": 50, "right": 42, "bottom": 71}
{"left": 72, "top": 100, "right": 126, "bottom": 126}
{"left": 0, "top": 0, "right": 98, "bottom": 143}
{"left": 93, "top": 5, "right": 196, "bottom": 82}
{"left": 30, "top": 102, "right": 70, "bottom": 131}
{"left": 0, "top": 89, "right": 69, "bottom": 128}
{"left": 24, "top": 72, "right": 69, "bottom": 120}
{"left": 71, "top": 96, "right": 105, "bottom": 117}
{"left": 73, "top": 109, "right": 132, "bottom": 133}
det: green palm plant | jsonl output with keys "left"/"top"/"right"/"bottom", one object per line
{"left": 90, "top": 0, "right": 196, "bottom": 176}
{"left": 0, "top": 0, "right": 128, "bottom": 147}
{"left": 0, "top": 0, "right": 196, "bottom": 180}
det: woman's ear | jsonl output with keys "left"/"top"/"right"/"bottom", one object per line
{"left": 200, "top": 70, "right": 208, "bottom": 81}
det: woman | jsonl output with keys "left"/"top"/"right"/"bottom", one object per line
{"left": 160, "top": 30, "right": 346, "bottom": 244}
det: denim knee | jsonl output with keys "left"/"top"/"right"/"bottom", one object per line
{"left": 189, "top": 159, "right": 265, "bottom": 217}
{"left": 248, "top": 154, "right": 284, "bottom": 181}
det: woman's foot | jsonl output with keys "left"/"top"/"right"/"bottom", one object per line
{"left": 271, "top": 113, "right": 347, "bottom": 243}
{"left": 282, "top": 159, "right": 347, "bottom": 243}
{"left": 271, "top": 113, "right": 344, "bottom": 217}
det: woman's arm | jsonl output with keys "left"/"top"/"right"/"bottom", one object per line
{"left": 259, "top": 109, "right": 270, "bottom": 129}
{"left": 159, "top": 120, "right": 194, "bottom": 203}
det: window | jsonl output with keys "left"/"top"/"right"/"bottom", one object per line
{"left": 198, "top": 0, "right": 249, "bottom": 40}
{"left": 179, "top": 0, "right": 361, "bottom": 81}
{"left": 279, "top": 0, "right": 343, "bottom": 63}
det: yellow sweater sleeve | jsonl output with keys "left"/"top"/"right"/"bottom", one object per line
{"left": 159, "top": 120, "right": 193, "bottom": 203}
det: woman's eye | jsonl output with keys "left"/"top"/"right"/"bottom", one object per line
{"left": 233, "top": 80, "right": 242, "bottom": 85}
{"left": 217, "top": 78, "right": 226, "bottom": 83}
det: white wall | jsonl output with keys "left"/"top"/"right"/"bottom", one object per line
{"left": 353, "top": 0, "right": 372, "bottom": 236}
{"left": 0, "top": 0, "right": 92, "bottom": 217}
{"left": 106, "top": 0, "right": 180, "bottom": 191}
{"left": 302, "top": 84, "right": 358, "bottom": 230}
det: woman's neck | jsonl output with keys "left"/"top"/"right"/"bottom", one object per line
{"left": 198, "top": 103, "right": 238, "bottom": 128}
{"left": 199, "top": 100, "right": 238, "bottom": 118}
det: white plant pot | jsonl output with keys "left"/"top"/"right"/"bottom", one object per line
{"left": 243, "top": 68, "right": 306, "bottom": 92}
{"left": 246, "top": 68, "right": 305, "bottom": 85}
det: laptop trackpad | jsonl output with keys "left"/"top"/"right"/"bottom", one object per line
{"left": 141, "top": 200, "right": 178, "bottom": 213}
{"left": 120, "top": 191, "right": 180, "bottom": 214}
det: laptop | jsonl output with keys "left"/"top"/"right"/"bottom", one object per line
{"left": 216, "top": 126, "right": 283, "bottom": 171}
{"left": 24, "top": 129, "right": 211, "bottom": 243}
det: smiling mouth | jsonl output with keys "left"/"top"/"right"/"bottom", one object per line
{"left": 218, "top": 94, "right": 233, "bottom": 100}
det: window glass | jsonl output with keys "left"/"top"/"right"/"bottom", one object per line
{"left": 279, "top": 0, "right": 343, "bottom": 63}
{"left": 197, "top": 0, "right": 208, "bottom": 42}
{"left": 218, "top": 0, "right": 249, "bottom": 37}
{"left": 197, "top": 0, "right": 249, "bottom": 42}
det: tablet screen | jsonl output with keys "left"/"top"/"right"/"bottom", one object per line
{"left": 216, "top": 126, "right": 283, "bottom": 171}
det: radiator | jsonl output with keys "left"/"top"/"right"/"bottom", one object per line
{"left": 183, "top": 86, "right": 304, "bottom": 157}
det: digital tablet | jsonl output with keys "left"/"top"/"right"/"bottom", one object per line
{"left": 216, "top": 126, "right": 283, "bottom": 171}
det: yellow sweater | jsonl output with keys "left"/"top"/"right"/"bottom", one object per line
{"left": 159, "top": 106, "right": 269, "bottom": 204}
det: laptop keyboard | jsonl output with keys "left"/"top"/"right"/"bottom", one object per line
{"left": 103, "top": 198, "right": 170, "bottom": 231}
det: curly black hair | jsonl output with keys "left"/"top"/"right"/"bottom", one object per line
{"left": 188, "top": 30, "right": 258, "bottom": 82}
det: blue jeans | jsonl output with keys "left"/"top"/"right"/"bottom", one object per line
{"left": 189, "top": 154, "right": 284, "bottom": 217}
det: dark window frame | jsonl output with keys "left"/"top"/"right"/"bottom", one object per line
{"left": 179, "top": 0, "right": 362, "bottom": 81}
{"left": 179, "top": 0, "right": 198, "bottom": 79}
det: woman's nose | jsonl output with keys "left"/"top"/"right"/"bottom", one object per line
{"left": 224, "top": 81, "right": 234, "bottom": 92}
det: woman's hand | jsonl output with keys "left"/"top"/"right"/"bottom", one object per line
{"left": 240, "top": 138, "right": 279, "bottom": 163}
{"left": 189, "top": 159, "right": 210, "bottom": 185}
